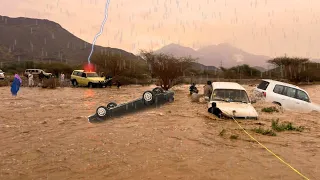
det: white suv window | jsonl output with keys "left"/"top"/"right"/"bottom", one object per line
{"left": 257, "top": 81, "right": 269, "bottom": 90}
{"left": 296, "top": 90, "right": 310, "bottom": 102}
{"left": 283, "top": 86, "right": 296, "bottom": 98}
{"left": 273, "top": 85, "right": 285, "bottom": 94}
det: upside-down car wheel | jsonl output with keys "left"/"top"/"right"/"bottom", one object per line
{"left": 96, "top": 106, "right": 108, "bottom": 118}
{"left": 143, "top": 91, "right": 155, "bottom": 105}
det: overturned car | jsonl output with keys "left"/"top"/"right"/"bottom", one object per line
{"left": 88, "top": 87, "right": 175, "bottom": 123}
{"left": 208, "top": 82, "right": 259, "bottom": 120}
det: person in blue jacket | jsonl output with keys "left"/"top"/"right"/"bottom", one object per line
{"left": 11, "top": 73, "right": 22, "bottom": 96}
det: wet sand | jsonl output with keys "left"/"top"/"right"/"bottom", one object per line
{"left": 0, "top": 85, "right": 320, "bottom": 180}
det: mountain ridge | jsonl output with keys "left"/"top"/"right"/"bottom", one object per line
{"left": 155, "top": 43, "right": 270, "bottom": 68}
{"left": 0, "top": 15, "right": 138, "bottom": 64}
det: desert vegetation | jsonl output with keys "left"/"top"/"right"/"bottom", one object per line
{"left": 139, "top": 50, "right": 196, "bottom": 90}
{"left": 1, "top": 61, "right": 76, "bottom": 77}
{"left": 261, "top": 106, "right": 279, "bottom": 113}
{"left": 252, "top": 127, "right": 277, "bottom": 136}
{"left": 271, "top": 119, "right": 304, "bottom": 132}
{"left": 1, "top": 54, "right": 320, "bottom": 87}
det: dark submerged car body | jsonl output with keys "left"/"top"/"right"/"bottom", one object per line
{"left": 88, "top": 87, "right": 174, "bottom": 123}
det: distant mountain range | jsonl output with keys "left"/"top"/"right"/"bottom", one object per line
{"left": 155, "top": 43, "right": 270, "bottom": 68}
{"left": 0, "top": 15, "right": 138, "bottom": 64}
{"left": 3, "top": 15, "right": 315, "bottom": 72}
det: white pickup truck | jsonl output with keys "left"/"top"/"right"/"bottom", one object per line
{"left": 208, "top": 82, "right": 259, "bottom": 119}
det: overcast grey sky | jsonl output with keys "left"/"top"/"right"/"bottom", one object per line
{"left": 1, "top": 0, "right": 320, "bottom": 58}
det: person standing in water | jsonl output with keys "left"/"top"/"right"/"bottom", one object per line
{"left": 203, "top": 81, "right": 213, "bottom": 101}
{"left": 105, "top": 75, "right": 112, "bottom": 88}
{"left": 60, "top": 72, "right": 65, "bottom": 87}
{"left": 11, "top": 73, "right": 22, "bottom": 96}
{"left": 116, "top": 80, "right": 121, "bottom": 89}
{"left": 28, "top": 72, "right": 34, "bottom": 87}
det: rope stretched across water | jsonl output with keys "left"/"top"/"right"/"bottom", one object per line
{"left": 226, "top": 112, "right": 310, "bottom": 180}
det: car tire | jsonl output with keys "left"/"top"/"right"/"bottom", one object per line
{"left": 152, "top": 87, "right": 164, "bottom": 95}
{"left": 88, "top": 82, "right": 93, "bottom": 88}
{"left": 272, "top": 102, "right": 283, "bottom": 112}
{"left": 96, "top": 106, "right": 108, "bottom": 118}
{"left": 272, "top": 102, "right": 282, "bottom": 106}
{"left": 107, "top": 102, "right": 117, "bottom": 109}
{"left": 143, "top": 91, "right": 155, "bottom": 105}
{"left": 72, "top": 80, "right": 78, "bottom": 87}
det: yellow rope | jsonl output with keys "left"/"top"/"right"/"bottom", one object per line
{"left": 230, "top": 116, "right": 310, "bottom": 180}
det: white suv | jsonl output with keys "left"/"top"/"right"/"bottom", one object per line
{"left": 24, "top": 69, "right": 52, "bottom": 77}
{"left": 0, "top": 69, "right": 4, "bottom": 79}
{"left": 254, "top": 79, "right": 320, "bottom": 112}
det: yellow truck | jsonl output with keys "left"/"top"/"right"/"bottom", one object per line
{"left": 70, "top": 70, "right": 108, "bottom": 88}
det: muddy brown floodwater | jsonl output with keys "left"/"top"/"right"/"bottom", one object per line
{"left": 0, "top": 84, "right": 320, "bottom": 180}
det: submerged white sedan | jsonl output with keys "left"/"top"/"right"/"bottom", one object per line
{"left": 208, "top": 82, "right": 259, "bottom": 120}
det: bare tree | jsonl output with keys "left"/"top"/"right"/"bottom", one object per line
{"left": 140, "top": 50, "right": 195, "bottom": 90}
{"left": 91, "top": 53, "right": 126, "bottom": 76}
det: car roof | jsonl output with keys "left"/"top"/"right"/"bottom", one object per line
{"left": 261, "top": 79, "right": 301, "bottom": 89}
{"left": 73, "top": 70, "right": 97, "bottom": 73}
{"left": 212, "top": 82, "right": 246, "bottom": 90}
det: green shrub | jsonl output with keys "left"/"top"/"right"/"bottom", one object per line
{"left": 230, "top": 135, "right": 239, "bottom": 139}
{"left": 219, "top": 129, "right": 226, "bottom": 136}
{"left": 262, "top": 106, "right": 279, "bottom": 113}
{"left": 252, "top": 127, "right": 276, "bottom": 136}
{"left": 271, "top": 119, "right": 304, "bottom": 132}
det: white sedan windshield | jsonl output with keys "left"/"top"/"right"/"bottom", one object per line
{"left": 211, "top": 89, "right": 250, "bottom": 103}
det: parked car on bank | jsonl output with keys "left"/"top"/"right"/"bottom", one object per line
{"left": 24, "top": 69, "right": 52, "bottom": 77}
{"left": 254, "top": 79, "right": 320, "bottom": 112}
{"left": 0, "top": 69, "right": 5, "bottom": 80}
{"left": 70, "top": 70, "right": 108, "bottom": 88}
{"left": 208, "top": 82, "right": 258, "bottom": 119}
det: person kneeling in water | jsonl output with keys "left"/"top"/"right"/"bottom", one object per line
{"left": 208, "top": 102, "right": 223, "bottom": 118}
{"left": 189, "top": 83, "right": 198, "bottom": 95}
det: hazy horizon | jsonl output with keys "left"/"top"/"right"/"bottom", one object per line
{"left": 1, "top": 0, "right": 320, "bottom": 59}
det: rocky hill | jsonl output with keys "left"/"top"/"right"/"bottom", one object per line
{"left": 0, "top": 15, "right": 138, "bottom": 64}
